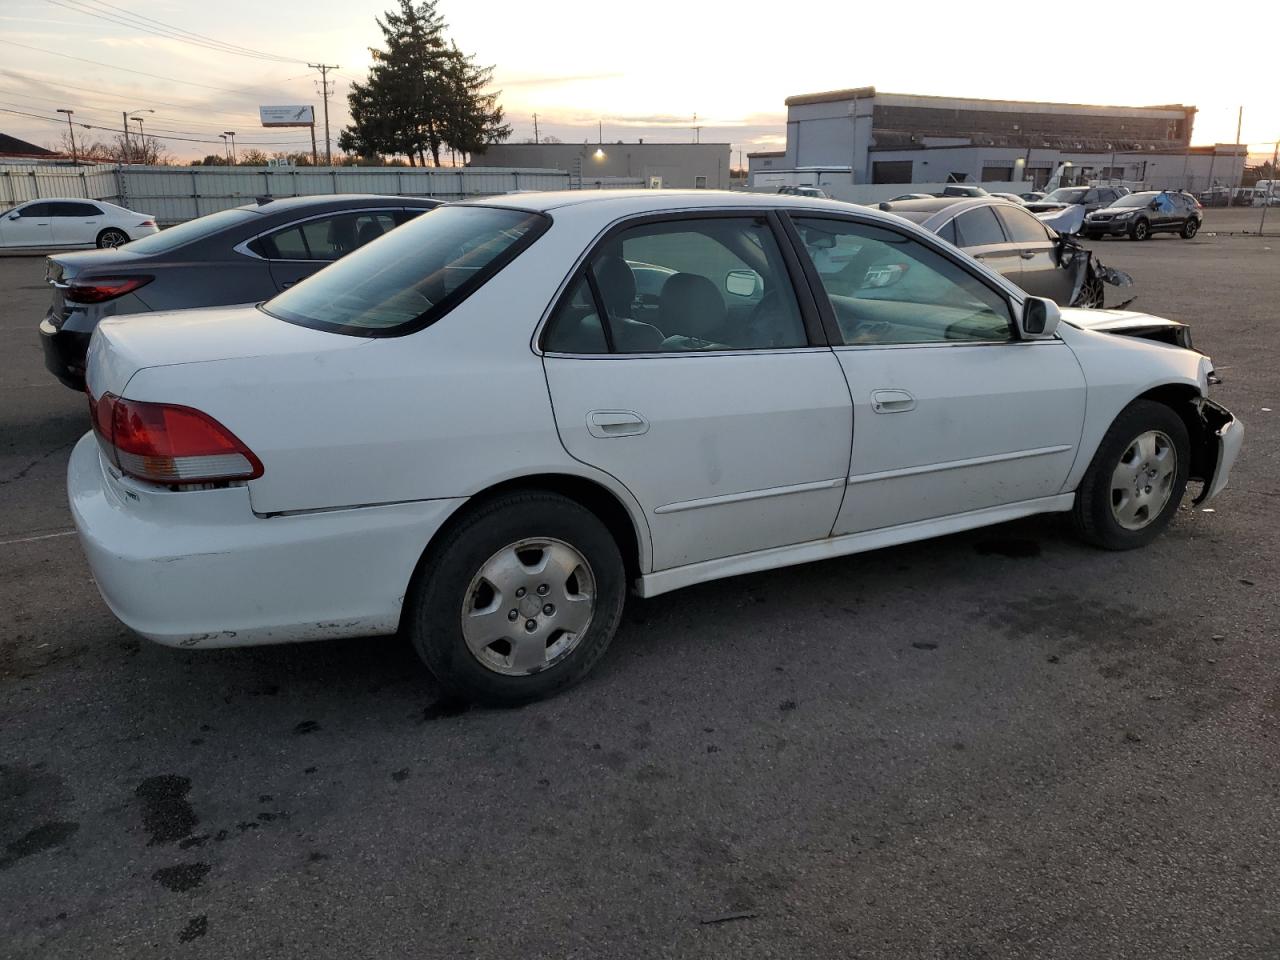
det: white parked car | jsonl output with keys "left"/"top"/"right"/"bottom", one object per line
{"left": 1, "top": 198, "right": 158, "bottom": 249}
{"left": 70, "top": 191, "right": 1243, "bottom": 704}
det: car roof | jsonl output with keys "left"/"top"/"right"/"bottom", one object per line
{"left": 460, "top": 189, "right": 866, "bottom": 217}
{"left": 234, "top": 193, "right": 440, "bottom": 214}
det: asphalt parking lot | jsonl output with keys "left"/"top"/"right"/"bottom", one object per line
{"left": 1, "top": 210, "right": 1277, "bottom": 959}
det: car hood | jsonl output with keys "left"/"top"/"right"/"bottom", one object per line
{"left": 86, "top": 304, "right": 366, "bottom": 398}
{"left": 1060, "top": 307, "right": 1188, "bottom": 337}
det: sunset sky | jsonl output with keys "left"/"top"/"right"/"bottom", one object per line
{"left": 2, "top": 0, "right": 1276, "bottom": 164}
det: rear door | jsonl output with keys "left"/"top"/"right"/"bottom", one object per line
{"left": 953, "top": 206, "right": 1022, "bottom": 287}
{"left": 50, "top": 201, "right": 104, "bottom": 246}
{"left": 2, "top": 201, "right": 54, "bottom": 247}
{"left": 993, "top": 204, "right": 1073, "bottom": 305}
{"left": 541, "top": 212, "right": 853, "bottom": 571}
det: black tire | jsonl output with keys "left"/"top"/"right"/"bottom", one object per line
{"left": 96, "top": 228, "right": 129, "bottom": 248}
{"left": 1181, "top": 218, "right": 1200, "bottom": 239}
{"left": 404, "top": 491, "right": 626, "bottom": 705}
{"left": 1128, "top": 219, "right": 1150, "bottom": 241}
{"left": 1072, "top": 399, "right": 1190, "bottom": 550}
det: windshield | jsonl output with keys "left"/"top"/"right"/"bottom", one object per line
{"left": 263, "top": 205, "right": 548, "bottom": 336}
{"left": 1111, "top": 193, "right": 1154, "bottom": 208}
{"left": 120, "top": 207, "right": 257, "bottom": 254}
{"left": 1045, "top": 188, "right": 1088, "bottom": 203}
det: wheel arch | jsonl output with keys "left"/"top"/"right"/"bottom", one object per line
{"left": 1135, "top": 382, "right": 1217, "bottom": 486}
{"left": 398, "top": 471, "right": 651, "bottom": 633}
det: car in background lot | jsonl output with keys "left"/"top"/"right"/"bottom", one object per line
{"left": 877, "top": 196, "right": 1128, "bottom": 308}
{"left": 988, "top": 192, "right": 1027, "bottom": 205}
{"left": 1082, "top": 191, "right": 1203, "bottom": 241}
{"left": 1019, "top": 191, "right": 1046, "bottom": 203}
{"left": 777, "top": 185, "right": 829, "bottom": 198}
{"left": 1025, "top": 185, "right": 1129, "bottom": 215}
{"left": 69, "top": 190, "right": 1241, "bottom": 705}
{"left": 940, "top": 184, "right": 988, "bottom": 198}
{"left": 1, "top": 198, "right": 157, "bottom": 250}
{"left": 39, "top": 193, "right": 440, "bottom": 389}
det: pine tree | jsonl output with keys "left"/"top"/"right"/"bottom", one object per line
{"left": 339, "top": 0, "right": 507, "bottom": 166}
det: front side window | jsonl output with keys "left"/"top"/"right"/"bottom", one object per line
{"left": 52, "top": 202, "right": 102, "bottom": 217}
{"left": 18, "top": 202, "right": 55, "bottom": 218}
{"left": 792, "top": 217, "right": 1015, "bottom": 346}
{"left": 954, "top": 207, "right": 1006, "bottom": 247}
{"left": 263, "top": 205, "right": 547, "bottom": 336}
{"left": 544, "top": 217, "right": 807, "bottom": 354}
{"left": 994, "top": 206, "right": 1050, "bottom": 244}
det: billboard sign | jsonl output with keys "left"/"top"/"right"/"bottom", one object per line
{"left": 259, "top": 105, "right": 314, "bottom": 127}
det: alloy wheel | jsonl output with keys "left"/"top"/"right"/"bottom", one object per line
{"left": 1110, "top": 430, "right": 1177, "bottom": 530}
{"left": 460, "top": 537, "right": 596, "bottom": 676}
{"left": 99, "top": 229, "right": 128, "bottom": 248}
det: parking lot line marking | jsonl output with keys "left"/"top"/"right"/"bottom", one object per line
{"left": 0, "top": 529, "right": 76, "bottom": 546}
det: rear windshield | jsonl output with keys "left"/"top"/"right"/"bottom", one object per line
{"left": 121, "top": 207, "right": 258, "bottom": 254}
{"left": 262, "top": 205, "right": 548, "bottom": 336}
{"left": 1112, "top": 193, "right": 1155, "bottom": 208}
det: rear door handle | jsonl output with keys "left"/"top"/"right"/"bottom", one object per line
{"left": 1020, "top": 251, "right": 1036, "bottom": 260}
{"left": 587, "top": 410, "right": 649, "bottom": 438}
{"left": 871, "top": 389, "right": 916, "bottom": 414}
{"left": 280, "top": 280, "right": 298, "bottom": 289}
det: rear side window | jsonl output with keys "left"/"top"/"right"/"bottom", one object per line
{"left": 954, "top": 207, "right": 1006, "bottom": 247}
{"left": 264, "top": 206, "right": 548, "bottom": 336}
{"left": 936, "top": 219, "right": 958, "bottom": 245}
{"left": 18, "top": 202, "right": 55, "bottom": 217}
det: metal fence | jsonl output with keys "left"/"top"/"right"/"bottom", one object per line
{"left": 0, "top": 163, "right": 646, "bottom": 223}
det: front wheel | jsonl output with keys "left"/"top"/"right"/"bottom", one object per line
{"left": 1072, "top": 399, "right": 1190, "bottom": 550}
{"left": 1181, "top": 219, "right": 1200, "bottom": 239}
{"left": 96, "top": 228, "right": 129, "bottom": 248}
{"left": 404, "top": 491, "right": 626, "bottom": 705}
{"left": 1129, "top": 219, "right": 1151, "bottom": 241}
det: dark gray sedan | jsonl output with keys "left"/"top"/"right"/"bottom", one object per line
{"left": 39, "top": 194, "right": 440, "bottom": 389}
{"left": 877, "top": 196, "right": 1130, "bottom": 308}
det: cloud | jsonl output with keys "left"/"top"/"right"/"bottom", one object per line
{"left": 496, "top": 72, "right": 624, "bottom": 88}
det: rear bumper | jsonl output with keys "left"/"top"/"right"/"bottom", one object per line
{"left": 39, "top": 319, "right": 90, "bottom": 390}
{"left": 67, "top": 432, "right": 465, "bottom": 648}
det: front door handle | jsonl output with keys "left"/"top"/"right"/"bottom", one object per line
{"left": 587, "top": 409, "right": 649, "bottom": 438}
{"left": 1020, "top": 251, "right": 1036, "bottom": 259}
{"left": 280, "top": 280, "right": 298, "bottom": 289}
{"left": 871, "top": 389, "right": 916, "bottom": 414}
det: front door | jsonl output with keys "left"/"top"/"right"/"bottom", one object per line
{"left": 541, "top": 213, "right": 853, "bottom": 571}
{"left": 2, "top": 201, "right": 54, "bottom": 247}
{"left": 953, "top": 206, "right": 1023, "bottom": 288}
{"left": 788, "top": 214, "right": 1086, "bottom": 535}
{"left": 993, "top": 203, "right": 1074, "bottom": 305}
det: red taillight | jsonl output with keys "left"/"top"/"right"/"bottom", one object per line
{"left": 88, "top": 392, "right": 262, "bottom": 485}
{"left": 66, "top": 276, "right": 152, "bottom": 304}
{"left": 137, "top": 219, "right": 156, "bottom": 227}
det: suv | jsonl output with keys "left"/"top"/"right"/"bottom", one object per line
{"left": 1082, "top": 191, "right": 1203, "bottom": 241}
{"left": 1025, "top": 185, "right": 1129, "bottom": 215}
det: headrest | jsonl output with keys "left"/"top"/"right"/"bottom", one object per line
{"left": 659, "top": 273, "right": 725, "bottom": 339}
{"left": 593, "top": 256, "right": 636, "bottom": 317}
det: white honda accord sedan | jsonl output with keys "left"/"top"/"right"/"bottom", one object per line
{"left": 70, "top": 191, "right": 1243, "bottom": 703}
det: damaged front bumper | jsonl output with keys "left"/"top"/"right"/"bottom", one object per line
{"left": 1191, "top": 398, "right": 1244, "bottom": 505}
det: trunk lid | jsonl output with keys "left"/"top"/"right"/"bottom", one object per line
{"left": 46, "top": 248, "right": 152, "bottom": 328}
{"left": 85, "top": 304, "right": 367, "bottom": 398}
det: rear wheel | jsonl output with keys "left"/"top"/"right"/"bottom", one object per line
{"left": 96, "top": 228, "right": 129, "bottom": 248}
{"left": 1128, "top": 219, "right": 1151, "bottom": 241}
{"left": 1072, "top": 400, "right": 1190, "bottom": 550}
{"left": 405, "top": 491, "right": 626, "bottom": 705}
{"left": 1181, "top": 218, "right": 1199, "bottom": 239}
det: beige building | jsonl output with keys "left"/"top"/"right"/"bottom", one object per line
{"left": 468, "top": 141, "right": 732, "bottom": 189}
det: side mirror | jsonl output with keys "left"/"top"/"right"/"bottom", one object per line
{"left": 725, "top": 269, "right": 762, "bottom": 298}
{"left": 1020, "top": 296, "right": 1062, "bottom": 339}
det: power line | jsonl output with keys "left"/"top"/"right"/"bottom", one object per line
{"left": 45, "top": 0, "right": 305, "bottom": 64}
{"left": 0, "top": 100, "right": 313, "bottom": 145}
{"left": 1, "top": 107, "right": 314, "bottom": 147}
{"left": 0, "top": 38, "right": 312, "bottom": 97}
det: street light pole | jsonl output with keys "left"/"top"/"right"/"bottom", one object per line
{"left": 132, "top": 117, "right": 146, "bottom": 162}
{"left": 57, "top": 108, "right": 77, "bottom": 164}
{"left": 223, "top": 132, "right": 237, "bottom": 165}
{"left": 124, "top": 107, "right": 153, "bottom": 164}
{"left": 219, "top": 134, "right": 229, "bottom": 164}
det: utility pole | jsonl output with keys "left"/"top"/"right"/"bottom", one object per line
{"left": 692, "top": 113, "right": 701, "bottom": 144}
{"left": 309, "top": 63, "right": 339, "bottom": 165}
{"left": 1235, "top": 106, "right": 1244, "bottom": 188}
{"left": 57, "top": 108, "right": 77, "bottom": 164}
{"left": 597, "top": 119, "right": 602, "bottom": 145}
{"left": 532, "top": 113, "right": 539, "bottom": 144}
{"left": 121, "top": 111, "right": 132, "bottom": 164}
{"left": 1261, "top": 139, "right": 1279, "bottom": 235}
